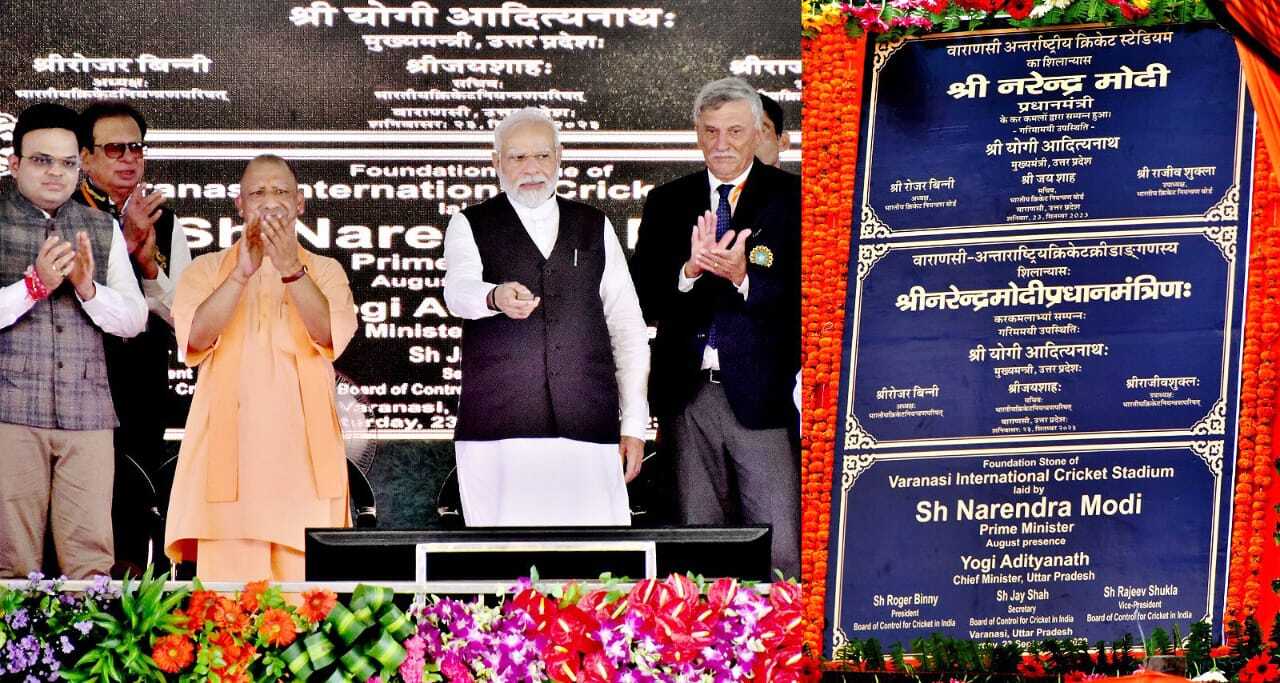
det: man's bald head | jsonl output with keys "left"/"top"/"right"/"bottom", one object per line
{"left": 236, "top": 154, "right": 304, "bottom": 225}
{"left": 241, "top": 154, "right": 299, "bottom": 185}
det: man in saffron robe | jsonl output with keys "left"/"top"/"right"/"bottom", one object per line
{"left": 165, "top": 155, "right": 357, "bottom": 580}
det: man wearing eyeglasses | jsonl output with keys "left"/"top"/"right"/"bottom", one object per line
{"left": 443, "top": 107, "right": 649, "bottom": 526}
{"left": 0, "top": 103, "right": 147, "bottom": 579}
{"left": 74, "top": 101, "right": 191, "bottom": 575}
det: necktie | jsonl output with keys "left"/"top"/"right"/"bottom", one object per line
{"left": 715, "top": 183, "right": 734, "bottom": 239}
{"left": 706, "top": 183, "right": 734, "bottom": 353}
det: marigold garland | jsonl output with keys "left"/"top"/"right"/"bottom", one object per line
{"left": 1228, "top": 132, "right": 1280, "bottom": 630}
{"left": 800, "top": 22, "right": 866, "bottom": 652}
{"left": 801, "top": 18, "right": 1280, "bottom": 654}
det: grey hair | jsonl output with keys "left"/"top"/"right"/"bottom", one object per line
{"left": 692, "top": 77, "right": 763, "bottom": 127}
{"left": 493, "top": 107, "right": 561, "bottom": 152}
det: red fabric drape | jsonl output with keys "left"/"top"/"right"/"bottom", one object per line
{"left": 1224, "top": 0, "right": 1280, "bottom": 631}
{"left": 1227, "top": 3, "right": 1280, "bottom": 180}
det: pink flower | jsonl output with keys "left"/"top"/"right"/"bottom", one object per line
{"left": 843, "top": 2, "right": 888, "bottom": 30}
{"left": 439, "top": 651, "right": 474, "bottom": 683}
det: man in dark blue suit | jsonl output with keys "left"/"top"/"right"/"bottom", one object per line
{"left": 631, "top": 77, "right": 800, "bottom": 578}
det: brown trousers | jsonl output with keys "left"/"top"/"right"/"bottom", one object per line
{"left": 0, "top": 423, "right": 114, "bottom": 578}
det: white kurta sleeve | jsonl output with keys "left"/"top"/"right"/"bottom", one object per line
{"left": 443, "top": 211, "right": 500, "bottom": 320}
{"left": 140, "top": 220, "right": 193, "bottom": 327}
{"left": 0, "top": 280, "right": 36, "bottom": 330}
{"left": 78, "top": 219, "right": 148, "bottom": 337}
{"left": 599, "top": 218, "right": 650, "bottom": 440}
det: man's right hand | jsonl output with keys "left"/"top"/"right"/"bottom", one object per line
{"left": 682, "top": 209, "right": 717, "bottom": 279}
{"left": 122, "top": 184, "right": 165, "bottom": 253}
{"left": 233, "top": 212, "right": 264, "bottom": 284}
{"left": 493, "top": 281, "right": 540, "bottom": 319}
{"left": 34, "top": 235, "right": 73, "bottom": 292}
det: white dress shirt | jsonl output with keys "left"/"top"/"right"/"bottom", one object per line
{"left": 136, "top": 221, "right": 192, "bottom": 327}
{"left": 0, "top": 210, "right": 147, "bottom": 337}
{"left": 677, "top": 163, "right": 753, "bottom": 371}
{"left": 443, "top": 194, "right": 650, "bottom": 439}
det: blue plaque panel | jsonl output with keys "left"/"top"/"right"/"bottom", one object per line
{"left": 827, "top": 23, "right": 1251, "bottom": 655}
{"left": 845, "top": 229, "right": 1243, "bottom": 448}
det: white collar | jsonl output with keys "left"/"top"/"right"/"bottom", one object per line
{"left": 507, "top": 193, "right": 558, "bottom": 221}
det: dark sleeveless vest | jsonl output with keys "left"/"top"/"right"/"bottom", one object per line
{"left": 0, "top": 192, "right": 117, "bottom": 430}
{"left": 454, "top": 194, "right": 620, "bottom": 443}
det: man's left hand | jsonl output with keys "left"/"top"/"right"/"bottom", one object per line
{"left": 134, "top": 224, "right": 160, "bottom": 279}
{"left": 697, "top": 228, "right": 752, "bottom": 287}
{"left": 68, "top": 231, "right": 96, "bottom": 301}
{"left": 260, "top": 214, "right": 303, "bottom": 275}
{"left": 620, "top": 436, "right": 643, "bottom": 483}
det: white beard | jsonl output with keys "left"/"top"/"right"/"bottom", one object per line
{"left": 500, "top": 172, "right": 556, "bottom": 208}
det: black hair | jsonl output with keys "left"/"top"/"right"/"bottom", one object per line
{"left": 759, "top": 93, "right": 785, "bottom": 137}
{"left": 12, "top": 103, "right": 80, "bottom": 157}
{"left": 77, "top": 100, "right": 147, "bottom": 151}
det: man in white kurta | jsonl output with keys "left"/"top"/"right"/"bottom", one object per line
{"left": 443, "top": 107, "right": 648, "bottom": 526}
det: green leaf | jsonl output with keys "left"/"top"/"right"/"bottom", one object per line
{"left": 1064, "top": 0, "right": 1091, "bottom": 21}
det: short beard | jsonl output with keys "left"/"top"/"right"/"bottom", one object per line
{"left": 501, "top": 172, "right": 556, "bottom": 209}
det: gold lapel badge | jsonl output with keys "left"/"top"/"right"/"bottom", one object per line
{"left": 749, "top": 244, "right": 774, "bottom": 268}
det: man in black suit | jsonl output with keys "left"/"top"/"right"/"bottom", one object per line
{"left": 631, "top": 77, "right": 800, "bottom": 578}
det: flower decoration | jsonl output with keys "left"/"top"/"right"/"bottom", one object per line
{"left": 150, "top": 634, "right": 195, "bottom": 674}
{"left": 1240, "top": 653, "right": 1280, "bottom": 683}
{"left": 0, "top": 572, "right": 106, "bottom": 681}
{"left": 299, "top": 588, "right": 338, "bottom": 624}
{"left": 238, "top": 579, "right": 269, "bottom": 613}
{"left": 1017, "top": 657, "right": 1048, "bottom": 677}
{"left": 800, "top": 14, "right": 865, "bottom": 651}
{"left": 1227, "top": 135, "right": 1280, "bottom": 625}
{"left": 258, "top": 607, "right": 297, "bottom": 648}
{"left": 804, "top": 0, "right": 1214, "bottom": 40}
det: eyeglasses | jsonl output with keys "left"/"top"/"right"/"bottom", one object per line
{"left": 503, "top": 152, "right": 554, "bottom": 164}
{"left": 23, "top": 154, "right": 80, "bottom": 172}
{"left": 94, "top": 142, "right": 147, "bottom": 159}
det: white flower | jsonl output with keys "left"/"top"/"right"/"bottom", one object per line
{"left": 1192, "top": 670, "right": 1228, "bottom": 683}
{"left": 1029, "top": 0, "right": 1072, "bottom": 18}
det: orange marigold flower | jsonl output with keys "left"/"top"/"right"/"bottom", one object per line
{"left": 151, "top": 634, "right": 195, "bottom": 673}
{"left": 259, "top": 607, "right": 298, "bottom": 647}
{"left": 299, "top": 589, "right": 338, "bottom": 623}
{"left": 239, "top": 580, "right": 270, "bottom": 613}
